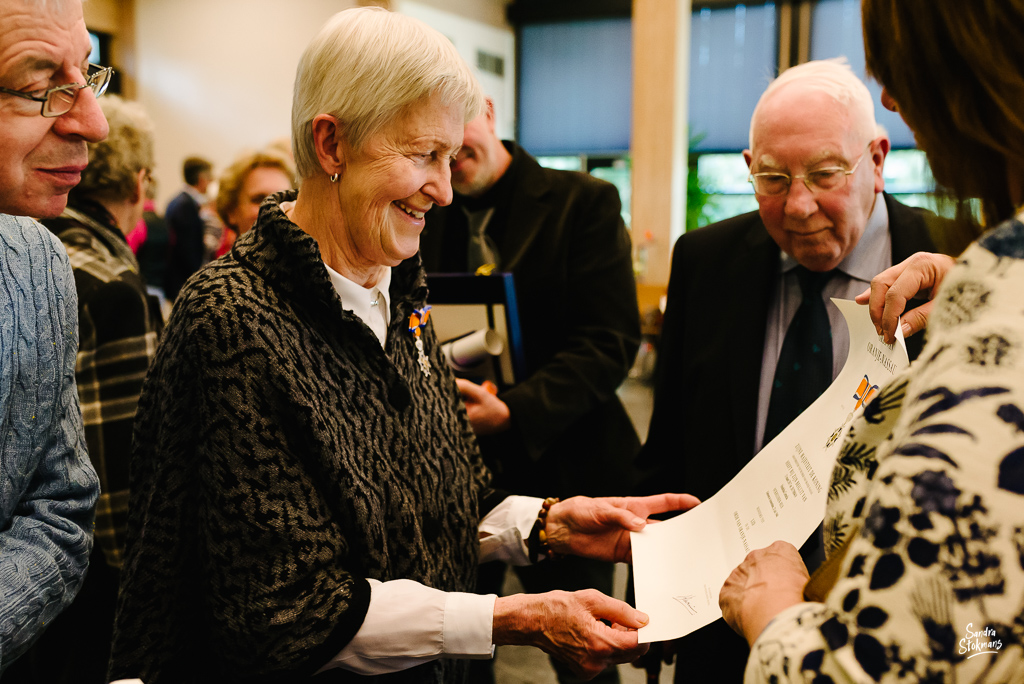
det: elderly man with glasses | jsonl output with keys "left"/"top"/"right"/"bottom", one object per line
{"left": 0, "top": 0, "right": 107, "bottom": 673}
{"left": 634, "top": 58, "right": 967, "bottom": 684}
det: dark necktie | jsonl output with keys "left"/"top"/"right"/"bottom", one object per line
{"left": 763, "top": 267, "right": 836, "bottom": 445}
{"left": 763, "top": 266, "right": 835, "bottom": 572}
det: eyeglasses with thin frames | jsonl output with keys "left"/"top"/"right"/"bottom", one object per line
{"left": 748, "top": 142, "right": 874, "bottom": 197}
{"left": 0, "top": 64, "right": 113, "bottom": 118}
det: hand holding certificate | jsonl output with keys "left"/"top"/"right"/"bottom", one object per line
{"left": 719, "top": 540, "right": 809, "bottom": 645}
{"left": 630, "top": 300, "right": 909, "bottom": 642}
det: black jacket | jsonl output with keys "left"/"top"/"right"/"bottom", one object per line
{"left": 420, "top": 142, "right": 641, "bottom": 498}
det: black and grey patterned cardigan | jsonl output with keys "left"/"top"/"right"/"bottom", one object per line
{"left": 110, "top": 191, "right": 501, "bottom": 684}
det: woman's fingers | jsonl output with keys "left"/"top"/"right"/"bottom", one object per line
{"left": 858, "top": 252, "right": 956, "bottom": 343}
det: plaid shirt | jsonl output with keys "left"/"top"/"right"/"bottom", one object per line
{"left": 45, "top": 200, "right": 161, "bottom": 570}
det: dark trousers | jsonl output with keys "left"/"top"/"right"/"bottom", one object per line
{"left": 669, "top": 619, "right": 748, "bottom": 684}
{"left": 5, "top": 545, "right": 118, "bottom": 683}
{"left": 470, "top": 557, "right": 621, "bottom": 684}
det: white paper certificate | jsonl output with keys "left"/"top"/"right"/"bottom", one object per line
{"left": 631, "top": 299, "right": 909, "bottom": 643}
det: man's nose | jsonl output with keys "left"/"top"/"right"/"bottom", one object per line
{"left": 52, "top": 87, "right": 109, "bottom": 143}
{"left": 783, "top": 178, "right": 818, "bottom": 219}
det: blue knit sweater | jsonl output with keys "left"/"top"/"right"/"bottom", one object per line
{"left": 0, "top": 213, "right": 99, "bottom": 671}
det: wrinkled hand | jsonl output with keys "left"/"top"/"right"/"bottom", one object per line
{"left": 720, "top": 541, "right": 809, "bottom": 646}
{"left": 456, "top": 378, "right": 511, "bottom": 435}
{"left": 855, "top": 251, "right": 957, "bottom": 344}
{"left": 546, "top": 494, "right": 700, "bottom": 563}
{"left": 493, "top": 590, "right": 650, "bottom": 680}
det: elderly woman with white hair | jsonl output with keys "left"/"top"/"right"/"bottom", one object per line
{"left": 108, "top": 8, "right": 694, "bottom": 684}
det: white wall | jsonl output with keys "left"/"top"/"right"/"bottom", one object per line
{"left": 136, "top": 0, "right": 513, "bottom": 209}
{"left": 404, "top": 0, "right": 510, "bottom": 30}
{"left": 136, "top": 0, "right": 358, "bottom": 208}
{"left": 396, "top": 1, "right": 516, "bottom": 139}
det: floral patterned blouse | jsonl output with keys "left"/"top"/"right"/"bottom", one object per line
{"left": 746, "top": 215, "right": 1024, "bottom": 683}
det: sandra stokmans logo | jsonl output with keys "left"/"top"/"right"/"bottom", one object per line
{"left": 959, "top": 623, "right": 1003, "bottom": 658}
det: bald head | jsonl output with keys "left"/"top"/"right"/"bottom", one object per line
{"left": 750, "top": 84, "right": 869, "bottom": 159}
{"left": 750, "top": 59, "right": 877, "bottom": 149}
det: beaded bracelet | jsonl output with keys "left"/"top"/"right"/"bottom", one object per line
{"left": 528, "top": 497, "right": 561, "bottom": 563}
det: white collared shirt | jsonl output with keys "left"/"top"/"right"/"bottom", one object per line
{"left": 324, "top": 264, "right": 392, "bottom": 348}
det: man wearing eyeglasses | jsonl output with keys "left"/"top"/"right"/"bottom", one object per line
{"left": 635, "top": 59, "right": 966, "bottom": 683}
{"left": 0, "top": 0, "right": 107, "bottom": 672}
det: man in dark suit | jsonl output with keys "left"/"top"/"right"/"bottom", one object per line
{"left": 419, "top": 98, "right": 640, "bottom": 684}
{"left": 636, "top": 60, "right": 965, "bottom": 683}
{"left": 163, "top": 156, "right": 211, "bottom": 300}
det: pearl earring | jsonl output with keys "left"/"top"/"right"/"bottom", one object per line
{"left": 330, "top": 173, "right": 339, "bottom": 183}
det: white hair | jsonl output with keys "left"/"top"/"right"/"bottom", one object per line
{"left": 74, "top": 95, "right": 154, "bottom": 203}
{"left": 291, "top": 7, "right": 483, "bottom": 180}
{"left": 749, "top": 58, "right": 877, "bottom": 148}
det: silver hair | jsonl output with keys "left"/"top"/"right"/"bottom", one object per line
{"left": 749, "top": 58, "right": 878, "bottom": 148}
{"left": 73, "top": 95, "right": 155, "bottom": 203}
{"left": 290, "top": 6, "right": 483, "bottom": 180}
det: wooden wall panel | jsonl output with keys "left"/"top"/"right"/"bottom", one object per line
{"left": 631, "top": 0, "right": 690, "bottom": 286}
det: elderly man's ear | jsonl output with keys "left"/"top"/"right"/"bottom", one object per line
{"left": 871, "top": 136, "right": 891, "bottom": 194}
{"left": 311, "top": 114, "right": 346, "bottom": 176}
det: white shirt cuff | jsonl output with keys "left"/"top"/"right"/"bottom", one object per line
{"left": 320, "top": 578, "right": 496, "bottom": 675}
{"left": 478, "top": 495, "right": 543, "bottom": 566}
{"left": 444, "top": 589, "right": 497, "bottom": 658}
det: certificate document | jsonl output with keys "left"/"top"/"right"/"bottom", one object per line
{"left": 631, "top": 299, "right": 909, "bottom": 642}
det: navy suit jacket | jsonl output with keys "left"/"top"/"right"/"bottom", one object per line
{"left": 163, "top": 190, "right": 205, "bottom": 301}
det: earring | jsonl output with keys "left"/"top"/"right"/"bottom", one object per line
{"left": 330, "top": 173, "right": 339, "bottom": 183}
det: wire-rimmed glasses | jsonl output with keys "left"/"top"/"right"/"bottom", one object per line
{"left": 748, "top": 143, "right": 873, "bottom": 196}
{"left": 0, "top": 64, "right": 113, "bottom": 118}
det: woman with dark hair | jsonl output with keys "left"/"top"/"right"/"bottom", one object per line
{"left": 719, "top": 2, "right": 1024, "bottom": 681}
